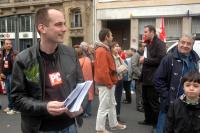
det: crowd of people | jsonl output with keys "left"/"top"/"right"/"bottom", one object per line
{"left": 0, "top": 7, "right": 200, "bottom": 133}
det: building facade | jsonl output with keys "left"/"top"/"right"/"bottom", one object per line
{"left": 0, "top": 0, "right": 93, "bottom": 51}
{"left": 95, "top": 0, "right": 200, "bottom": 49}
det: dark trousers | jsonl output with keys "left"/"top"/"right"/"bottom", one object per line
{"left": 123, "top": 81, "right": 132, "bottom": 103}
{"left": 142, "top": 85, "right": 159, "bottom": 126}
{"left": 115, "top": 80, "right": 123, "bottom": 116}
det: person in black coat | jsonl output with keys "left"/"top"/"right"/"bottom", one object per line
{"left": 138, "top": 25, "right": 166, "bottom": 132}
{"left": 153, "top": 34, "right": 200, "bottom": 133}
{"left": 165, "top": 71, "right": 200, "bottom": 133}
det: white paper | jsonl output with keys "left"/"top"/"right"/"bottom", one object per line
{"left": 64, "top": 80, "right": 93, "bottom": 112}
{"left": 64, "top": 82, "right": 85, "bottom": 107}
{"left": 143, "top": 47, "right": 147, "bottom": 58}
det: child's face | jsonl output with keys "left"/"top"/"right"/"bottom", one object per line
{"left": 183, "top": 81, "right": 200, "bottom": 100}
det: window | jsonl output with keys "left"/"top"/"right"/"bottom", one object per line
{"left": 0, "top": 18, "right": 6, "bottom": 32}
{"left": 15, "top": 0, "right": 28, "bottom": 2}
{"left": 98, "top": 0, "right": 129, "bottom": 2}
{"left": 71, "top": 10, "right": 82, "bottom": 28}
{"left": 7, "top": 16, "right": 15, "bottom": 32}
{"left": 20, "top": 15, "right": 31, "bottom": 32}
{"left": 19, "top": 39, "right": 32, "bottom": 51}
{"left": 192, "top": 17, "right": 200, "bottom": 34}
{"left": 165, "top": 18, "right": 182, "bottom": 40}
{"left": 71, "top": 37, "right": 83, "bottom": 45}
{"left": 0, "top": 16, "right": 16, "bottom": 32}
{"left": 0, "top": 0, "right": 9, "bottom": 4}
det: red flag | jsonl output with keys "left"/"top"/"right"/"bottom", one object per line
{"left": 159, "top": 17, "right": 166, "bottom": 42}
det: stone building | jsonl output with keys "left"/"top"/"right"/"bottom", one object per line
{"left": 0, "top": 0, "right": 93, "bottom": 51}
{"left": 95, "top": 0, "right": 200, "bottom": 49}
{"left": 1, "top": 0, "right": 200, "bottom": 51}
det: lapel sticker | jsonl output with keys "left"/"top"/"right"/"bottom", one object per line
{"left": 49, "top": 72, "right": 63, "bottom": 86}
{"left": 4, "top": 61, "right": 9, "bottom": 68}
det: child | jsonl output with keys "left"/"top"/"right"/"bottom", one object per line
{"left": 164, "top": 71, "right": 200, "bottom": 133}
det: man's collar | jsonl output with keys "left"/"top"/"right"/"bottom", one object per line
{"left": 146, "top": 35, "right": 155, "bottom": 45}
{"left": 150, "top": 38, "right": 154, "bottom": 45}
{"left": 96, "top": 42, "right": 110, "bottom": 50}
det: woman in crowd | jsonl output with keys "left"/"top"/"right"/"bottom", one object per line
{"left": 111, "top": 42, "right": 128, "bottom": 123}
{"left": 74, "top": 45, "right": 94, "bottom": 117}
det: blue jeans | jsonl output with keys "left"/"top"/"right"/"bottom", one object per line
{"left": 156, "top": 111, "right": 166, "bottom": 133}
{"left": 115, "top": 80, "right": 123, "bottom": 115}
{"left": 38, "top": 124, "right": 77, "bottom": 133}
{"left": 131, "top": 80, "right": 135, "bottom": 92}
{"left": 5, "top": 74, "right": 13, "bottom": 109}
{"left": 84, "top": 100, "right": 92, "bottom": 116}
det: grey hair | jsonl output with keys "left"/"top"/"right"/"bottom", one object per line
{"left": 180, "top": 34, "right": 194, "bottom": 45}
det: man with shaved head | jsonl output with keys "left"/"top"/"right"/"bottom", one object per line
{"left": 11, "top": 7, "right": 83, "bottom": 133}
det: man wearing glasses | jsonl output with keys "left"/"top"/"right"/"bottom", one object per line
{"left": 153, "top": 34, "right": 200, "bottom": 133}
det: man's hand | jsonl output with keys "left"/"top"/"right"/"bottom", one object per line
{"left": 47, "top": 101, "right": 66, "bottom": 116}
{"left": 139, "top": 56, "right": 145, "bottom": 64}
{"left": 65, "top": 107, "right": 83, "bottom": 118}
{"left": 107, "top": 84, "right": 113, "bottom": 89}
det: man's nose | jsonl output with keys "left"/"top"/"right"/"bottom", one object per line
{"left": 62, "top": 25, "right": 67, "bottom": 32}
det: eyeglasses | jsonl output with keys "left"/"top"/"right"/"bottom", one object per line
{"left": 180, "top": 40, "right": 192, "bottom": 46}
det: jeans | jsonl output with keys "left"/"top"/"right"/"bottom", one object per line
{"left": 84, "top": 100, "right": 92, "bottom": 116}
{"left": 156, "top": 111, "right": 166, "bottom": 133}
{"left": 115, "top": 80, "right": 123, "bottom": 115}
{"left": 131, "top": 80, "right": 135, "bottom": 92}
{"left": 38, "top": 124, "right": 77, "bottom": 133}
{"left": 5, "top": 74, "right": 13, "bottom": 109}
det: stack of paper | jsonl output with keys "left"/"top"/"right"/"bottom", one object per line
{"left": 64, "top": 80, "right": 93, "bottom": 112}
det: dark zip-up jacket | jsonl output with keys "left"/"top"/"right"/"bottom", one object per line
{"left": 153, "top": 47, "right": 199, "bottom": 112}
{"left": 0, "top": 48, "right": 18, "bottom": 75}
{"left": 11, "top": 43, "right": 83, "bottom": 133}
{"left": 141, "top": 35, "right": 166, "bottom": 86}
{"left": 164, "top": 95, "right": 200, "bottom": 133}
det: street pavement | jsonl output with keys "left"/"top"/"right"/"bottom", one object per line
{"left": 0, "top": 93, "right": 152, "bottom": 133}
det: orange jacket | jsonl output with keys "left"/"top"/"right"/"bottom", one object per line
{"left": 79, "top": 57, "right": 94, "bottom": 101}
{"left": 94, "top": 44, "right": 118, "bottom": 88}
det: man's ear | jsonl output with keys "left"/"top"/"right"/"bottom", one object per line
{"left": 105, "top": 34, "right": 109, "bottom": 41}
{"left": 37, "top": 24, "right": 46, "bottom": 34}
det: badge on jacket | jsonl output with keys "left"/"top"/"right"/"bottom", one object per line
{"left": 4, "top": 61, "right": 9, "bottom": 68}
{"left": 49, "top": 72, "right": 63, "bottom": 86}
